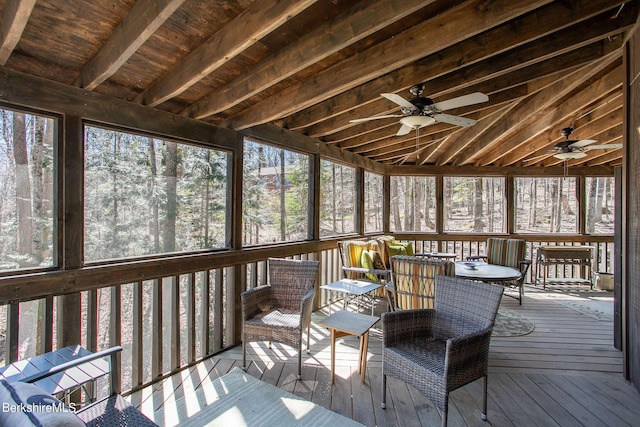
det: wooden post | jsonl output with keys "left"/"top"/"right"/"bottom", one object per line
{"left": 58, "top": 115, "right": 83, "bottom": 348}
{"left": 436, "top": 175, "right": 444, "bottom": 251}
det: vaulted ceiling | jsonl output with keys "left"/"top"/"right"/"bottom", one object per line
{"left": 1, "top": 0, "right": 636, "bottom": 168}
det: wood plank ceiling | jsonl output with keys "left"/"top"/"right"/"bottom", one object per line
{"left": 1, "top": 0, "right": 637, "bottom": 168}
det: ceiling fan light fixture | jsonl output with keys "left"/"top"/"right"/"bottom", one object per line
{"left": 400, "top": 115, "right": 433, "bottom": 129}
{"left": 553, "top": 152, "right": 587, "bottom": 160}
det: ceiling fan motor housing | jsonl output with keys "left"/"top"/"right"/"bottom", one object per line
{"left": 409, "top": 97, "right": 438, "bottom": 115}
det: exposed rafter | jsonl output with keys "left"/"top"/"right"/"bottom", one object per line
{"left": 135, "top": 0, "right": 319, "bottom": 107}
{"left": 74, "top": 0, "right": 186, "bottom": 90}
{"left": 0, "top": 0, "right": 36, "bottom": 65}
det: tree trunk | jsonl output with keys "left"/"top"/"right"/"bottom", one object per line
{"left": 111, "top": 133, "right": 120, "bottom": 254}
{"left": 13, "top": 111, "right": 33, "bottom": 258}
{"left": 595, "top": 177, "right": 604, "bottom": 221}
{"left": 424, "top": 180, "right": 434, "bottom": 229}
{"left": 164, "top": 141, "right": 178, "bottom": 252}
{"left": 392, "top": 178, "right": 402, "bottom": 230}
{"left": 331, "top": 164, "right": 337, "bottom": 232}
{"left": 528, "top": 179, "right": 537, "bottom": 228}
{"left": 474, "top": 178, "right": 484, "bottom": 232}
{"left": 148, "top": 138, "right": 160, "bottom": 252}
{"left": 550, "top": 180, "right": 559, "bottom": 232}
{"left": 203, "top": 151, "right": 211, "bottom": 247}
{"left": 412, "top": 177, "right": 421, "bottom": 231}
{"left": 587, "top": 177, "right": 597, "bottom": 233}
{"left": 31, "top": 117, "right": 45, "bottom": 263}
{"left": 403, "top": 177, "right": 412, "bottom": 230}
{"left": 280, "top": 149, "right": 286, "bottom": 240}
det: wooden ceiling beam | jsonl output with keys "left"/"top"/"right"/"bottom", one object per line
{"left": 74, "top": 0, "right": 186, "bottom": 90}
{"left": 385, "top": 164, "right": 614, "bottom": 177}
{"left": 326, "top": 37, "right": 613, "bottom": 150}
{"left": 308, "top": 7, "right": 634, "bottom": 139}
{"left": 454, "top": 55, "right": 621, "bottom": 166}
{"left": 184, "top": 0, "right": 432, "bottom": 119}
{"left": 346, "top": 62, "right": 583, "bottom": 159}
{"left": 512, "top": 95, "right": 623, "bottom": 166}
{"left": 225, "top": 0, "right": 552, "bottom": 130}
{"left": 483, "top": 67, "right": 623, "bottom": 167}
{"left": 135, "top": 0, "right": 318, "bottom": 107}
{"left": 0, "top": 0, "right": 36, "bottom": 65}
{"left": 283, "top": 0, "right": 628, "bottom": 132}
{"left": 542, "top": 117, "right": 624, "bottom": 167}
{"left": 431, "top": 104, "right": 517, "bottom": 166}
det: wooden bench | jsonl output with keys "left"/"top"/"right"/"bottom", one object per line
{"left": 535, "top": 246, "right": 593, "bottom": 289}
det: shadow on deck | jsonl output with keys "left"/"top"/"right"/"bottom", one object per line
{"left": 130, "top": 285, "right": 640, "bottom": 426}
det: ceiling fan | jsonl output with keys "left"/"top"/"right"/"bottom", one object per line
{"left": 349, "top": 83, "right": 488, "bottom": 136}
{"left": 526, "top": 126, "right": 623, "bottom": 162}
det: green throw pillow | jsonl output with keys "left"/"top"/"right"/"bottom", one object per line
{"left": 392, "top": 241, "right": 414, "bottom": 256}
{"left": 360, "top": 250, "right": 379, "bottom": 281}
{"left": 387, "top": 244, "right": 407, "bottom": 257}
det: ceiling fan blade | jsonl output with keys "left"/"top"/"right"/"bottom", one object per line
{"left": 432, "top": 113, "right": 476, "bottom": 127}
{"left": 349, "top": 114, "right": 403, "bottom": 123}
{"left": 381, "top": 93, "right": 417, "bottom": 111}
{"left": 568, "top": 139, "right": 597, "bottom": 148}
{"left": 433, "top": 92, "right": 488, "bottom": 111}
{"left": 396, "top": 124, "right": 413, "bottom": 136}
{"left": 584, "top": 143, "right": 623, "bottom": 150}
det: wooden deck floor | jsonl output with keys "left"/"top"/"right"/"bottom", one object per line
{"left": 131, "top": 285, "right": 640, "bottom": 426}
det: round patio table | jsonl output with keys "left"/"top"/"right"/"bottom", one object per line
{"left": 454, "top": 261, "right": 521, "bottom": 282}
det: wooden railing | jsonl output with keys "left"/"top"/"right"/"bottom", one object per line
{"left": 0, "top": 234, "right": 613, "bottom": 396}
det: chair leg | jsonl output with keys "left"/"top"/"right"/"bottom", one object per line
{"left": 519, "top": 283, "right": 523, "bottom": 305}
{"left": 381, "top": 374, "right": 387, "bottom": 409}
{"left": 482, "top": 374, "right": 488, "bottom": 421}
{"left": 297, "top": 348, "right": 302, "bottom": 380}
{"left": 242, "top": 339, "right": 247, "bottom": 371}
{"left": 306, "top": 325, "right": 311, "bottom": 354}
{"left": 442, "top": 395, "right": 448, "bottom": 427}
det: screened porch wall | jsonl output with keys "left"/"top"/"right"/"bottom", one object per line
{"left": 0, "top": 68, "right": 615, "bottom": 396}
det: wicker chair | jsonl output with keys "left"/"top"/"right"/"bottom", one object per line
{"left": 386, "top": 255, "right": 455, "bottom": 311}
{"left": 467, "top": 237, "right": 531, "bottom": 304}
{"left": 382, "top": 275, "right": 504, "bottom": 427}
{"left": 241, "top": 258, "right": 319, "bottom": 380}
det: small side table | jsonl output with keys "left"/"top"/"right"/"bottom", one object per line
{"left": 318, "top": 310, "right": 379, "bottom": 384}
{"left": 320, "top": 279, "right": 382, "bottom": 315}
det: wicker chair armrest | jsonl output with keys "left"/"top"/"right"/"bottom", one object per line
{"left": 444, "top": 327, "right": 493, "bottom": 374}
{"left": 241, "top": 285, "right": 272, "bottom": 320}
{"left": 382, "top": 309, "right": 436, "bottom": 346}
{"left": 466, "top": 255, "right": 487, "bottom": 262}
{"left": 300, "top": 288, "right": 316, "bottom": 328}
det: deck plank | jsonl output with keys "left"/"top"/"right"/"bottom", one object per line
{"left": 129, "top": 286, "right": 640, "bottom": 426}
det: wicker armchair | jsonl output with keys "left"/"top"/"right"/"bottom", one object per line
{"left": 382, "top": 275, "right": 504, "bottom": 427}
{"left": 467, "top": 237, "right": 531, "bottom": 304}
{"left": 386, "top": 255, "right": 455, "bottom": 311}
{"left": 241, "top": 258, "right": 319, "bottom": 380}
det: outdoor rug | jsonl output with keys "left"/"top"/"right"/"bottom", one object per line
{"left": 545, "top": 293, "right": 613, "bottom": 320}
{"left": 152, "top": 367, "right": 364, "bottom": 426}
{"left": 492, "top": 308, "right": 535, "bottom": 337}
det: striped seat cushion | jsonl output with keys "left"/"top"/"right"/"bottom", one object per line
{"left": 485, "top": 238, "right": 526, "bottom": 269}
{"left": 390, "top": 256, "right": 454, "bottom": 310}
